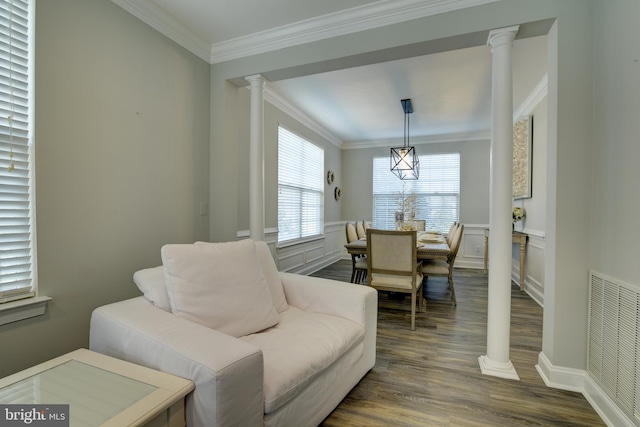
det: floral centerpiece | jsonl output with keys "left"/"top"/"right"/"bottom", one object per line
{"left": 512, "top": 206, "right": 525, "bottom": 224}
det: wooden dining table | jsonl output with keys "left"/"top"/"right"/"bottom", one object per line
{"left": 344, "top": 233, "right": 450, "bottom": 261}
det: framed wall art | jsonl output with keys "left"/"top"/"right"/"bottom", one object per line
{"left": 513, "top": 115, "right": 533, "bottom": 199}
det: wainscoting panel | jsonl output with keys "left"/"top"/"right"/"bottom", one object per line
{"left": 469, "top": 226, "right": 545, "bottom": 306}
{"left": 275, "top": 222, "right": 344, "bottom": 275}
{"left": 524, "top": 233, "right": 545, "bottom": 306}
{"left": 456, "top": 224, "right": 487, "bottom": 270}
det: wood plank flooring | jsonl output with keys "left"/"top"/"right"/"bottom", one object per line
{"left": 312, "top": 260, "right": 604, "bottom": 426}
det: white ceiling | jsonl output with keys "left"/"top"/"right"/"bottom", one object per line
{"left": 111, "top": 0, "right": 549, "bottom": 146}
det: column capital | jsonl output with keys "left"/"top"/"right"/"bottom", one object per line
{"left": 245, "top": 74, "right": 268, "bottom": 87}
{"left": 487, "top": 25, "right": 520, "bottom": 49}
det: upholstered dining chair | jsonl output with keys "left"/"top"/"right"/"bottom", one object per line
{"left": 422, "top": 224, "right": 464, "bottom": 306}
{"left": 414, "top": 219, "right": 426, "bottom": 231}
{"left": 446, "top": 222, "right": 459, "bottom": 247}
{"left": 366, "top": 228, "right": 424, "bottom": 330}
{"left": 356, "top": 221, "right": 366, "bottom": 240}
{"left": 345, "top": 222, "right": 367, "bottom": 284}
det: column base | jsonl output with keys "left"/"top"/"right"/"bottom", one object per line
{"left": 478, "top": 355, "right": 520, "bottom": 380}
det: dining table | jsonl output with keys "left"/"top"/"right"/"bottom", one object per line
{"left": 344, "top": 231, "right": 450, "bottom": 261}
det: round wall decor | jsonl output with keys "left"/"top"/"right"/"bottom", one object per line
{"left": 327, "top": 170, "right": 335, "bottom": 185}
{"left": 334, "top": 187, "right": 341, "bottom": 201}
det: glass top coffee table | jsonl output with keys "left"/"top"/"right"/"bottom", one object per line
{"left": 0, "top": 349, "right": 194, "bottom": 427}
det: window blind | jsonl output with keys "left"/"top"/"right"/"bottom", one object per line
{"left": 277, "top": 126, "right": 324, "bottom": 243}
{"left": 0, "top": 0, "right": 34, "bottom": 303}
{"left": 373, "top": 153, "right": 460, "bottom": 233}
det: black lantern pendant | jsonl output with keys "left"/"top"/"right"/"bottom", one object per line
{"left": 390, "top": 99, "right": 419, "bottom": 180}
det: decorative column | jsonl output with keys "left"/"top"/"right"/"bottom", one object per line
{"left": 245, "top": 74, "right": 267, "bottom": 241}
{"left": 478, "top": 26, "right": 520, "bottom": 380}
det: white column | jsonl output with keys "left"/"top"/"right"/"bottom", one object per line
{"left": 245, "top": 74, "right": 267, "bottom": 241}
{"left": 478, "top": 26, "right": 520, "bottom": 380}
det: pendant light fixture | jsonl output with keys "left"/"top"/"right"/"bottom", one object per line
{"left": 390, "top": 98, "right": 419, "bottom": 180}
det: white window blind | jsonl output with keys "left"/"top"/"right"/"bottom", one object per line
{"left": 0, "top": 0, "right": 34, "bottom": 303}
{"left": 373, "top": 153, "right": 460, "bottom": 233}
{"left": 278, "top": 126, "right": 324, "bottom": 243}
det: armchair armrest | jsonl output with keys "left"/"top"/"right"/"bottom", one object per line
{"left": 280, "top": 272, "right": 376, "bottom": 327}
{"left": 90, "top": 297, "right": 263, "bottom": 427}
{"left": 279, "top": 272, "right": 377, "bottom": 370}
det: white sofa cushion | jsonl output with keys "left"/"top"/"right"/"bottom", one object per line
{"left": 133, "top": 266, "right": 171, "bottom": 311}
{"left": 254, "top": 241, "right": 288, "bottom": 313}
{"left": 240, "top": 306, "right": 364, "bottom": 414}
{"left": 161, "top": 239, "right": 280, "bottom": 337}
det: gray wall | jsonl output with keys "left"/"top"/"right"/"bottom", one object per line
{"left": 590, "top": 0, "right": 640, "bottom": 284}
{"left": 341, "top": 140, "right": 490, "bottom": 225}
{"left": 0, "top": 0, "right": 210, "bottom": 377}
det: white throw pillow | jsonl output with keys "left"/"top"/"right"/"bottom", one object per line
{"left": 254, "top": 241, "right": 288, "bottom": 313}
{"left": 133, "top": 266, "right": 171, "bottom": 312}
{"left": 161, "top": 239, "right": 280, "bottom": 337}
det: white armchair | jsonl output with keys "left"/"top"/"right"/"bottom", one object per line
{"left": 90, "top": 240, "right": 377, "bottom": 427}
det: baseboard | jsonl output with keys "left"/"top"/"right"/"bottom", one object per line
{"left": 536, "top": 351, "right": 634, "bottom": 427}
{"left": 582, "top": 375, "right": 636, "bottom": 427}
{"left": 536, "top": 351, "right": 584, "bottom": 392}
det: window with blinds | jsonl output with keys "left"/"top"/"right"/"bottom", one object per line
{"left": 277, "top": 126, "right": 324, "bottom": 243}
{"left": 0, "top": 0, "right": 35, "bottom": 303}
{"left": 373, "top": 153, "right": 460, "bottom": 233}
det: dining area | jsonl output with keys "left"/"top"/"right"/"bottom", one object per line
{"left": 344, "top": 221, "right": 464, "bottom": 330}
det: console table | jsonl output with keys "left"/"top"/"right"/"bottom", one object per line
{"left": 0, "top": 348, "right": 194, "bottom": 426}
{"left": 483, "top": 229, "right": 528, "bottom": 292}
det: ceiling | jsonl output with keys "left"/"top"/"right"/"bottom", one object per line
{"left": 111, "top": 0, "right": 549, "bottom": 146}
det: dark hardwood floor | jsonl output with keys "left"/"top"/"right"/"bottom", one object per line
{"left": 312, "top": 260, "right": 604, "bottom": 426}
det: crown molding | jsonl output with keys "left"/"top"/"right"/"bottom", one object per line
{"left": 262, "top": 86, "right": 344, "bottom": 148}
{"left": 211, "top": 0, "right": 500, "bottom": 63}
{"left": 514, "top": 73, "right": 548, "bottom": 121}
{"left": 112, "top": 0, "right": 500, "bottom": 64}
{"left": 342, "top": 130, "right": 491, "bottom": 150}
{"left": 111, "top": 0, "right": 211, "bottom": 62}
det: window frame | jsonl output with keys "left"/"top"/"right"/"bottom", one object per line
{"left": 0, "top": 0, "right": 39, "bottom": 313}
{"left": 372, "top": 152, "right": 460, "bottom": 233}
{"left": 276, "top": 125, "right": 324, "bottom": 245}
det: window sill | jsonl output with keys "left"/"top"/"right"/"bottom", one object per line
{"left": 0, "top": 296, "right": 52, "bottom": 326}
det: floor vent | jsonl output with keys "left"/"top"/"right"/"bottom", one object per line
{"left": 588, "top": 270, "right": 640, "bottom": 422}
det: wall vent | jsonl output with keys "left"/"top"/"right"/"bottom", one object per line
{"left": 588, "top": 270, "right": 640, "bottom": 422}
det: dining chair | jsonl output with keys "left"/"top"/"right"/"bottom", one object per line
{"left": 366, "top": 228, "right": 424, "bottom": 330}
{"left": 345, "top": 222, "right": 367, "bottom": 284}
{"left": 356, "top": 221, "right": 366, "bottom": 240}
{"left": 446, "top": 222, "right": 459, "bottom": 247}
{"left": 422, "top": 224, "right": 464, "bottom": 306}
{"left": 414, "top": 219, "right": 426, "bottom": 231}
